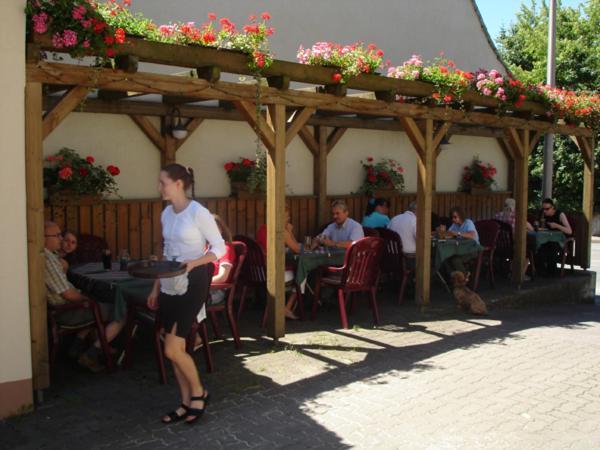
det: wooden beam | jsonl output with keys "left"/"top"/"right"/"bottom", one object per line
{"left": 398, "top": 116, "right": 425, "bottom": 159}
{"left": 285, "top": 107, "right": 315, "bottom": 147}
{"left": 415, "top": 119, "right": 435, "bottom": 306}
{"left": 265, "top": 103, "right": 287, "bottom": 339}
{"left": 315, "top": 126, "right": 329, "bottom": 226}
{"left": 507, "top": 128, "right": 529, "bottom": 284}
{"left": 28, "top": 62, "right": 595, "bottom": 138}
{"left": 25, "top": 82, "right": 50, "bottom": 390}
{"left": 432, "top": 121, "right": 452, "bottom": 151}
{"left": 298, "top": 126, "right": 319, "bottom": 157}
{"left": 129, "top": 115, "right": 165, "bottom": 152}
{"left": 576, "top": 136, "right": 595, "bottom": 269}
{"left": 528, "top": 130, "right": 544, "bottom": 156}
{"left": 42, "top": 85, "right": 89, "bottom": 138}
{"left": 32, "top": 33, "right": 549, "bottom": 116}
{"left": 326, "top": 127, "right": 347, "bottom": 155}
{"left": 233, "top": 100, "right": 275, "bottom": 153}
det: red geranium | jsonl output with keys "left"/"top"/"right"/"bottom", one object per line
{"left": 107, "top": 165, "right": 120, "bottom": 176}
{"left": 115, "top": 28, "right": 125, "bottom": 44}
{"left": 58, "top": 167, "right": 73, "bottom": 180}
{"left": 79, "top": 167, "right": 89, "bottom": 177}
{"left": 86, "top": 156, "right": 95, "bottom": 163}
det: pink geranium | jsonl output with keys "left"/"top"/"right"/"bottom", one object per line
{"left": 62, "top": 30, "right": 78, "bottom": 47}
{"left": 32, "top": 13, "right": 48, "bottom": 34}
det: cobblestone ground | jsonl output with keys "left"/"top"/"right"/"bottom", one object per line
{"left": 2, "top": 275, "right": 600, "bottom": 449}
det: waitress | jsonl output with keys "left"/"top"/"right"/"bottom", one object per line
{"left": 147, "top": 164, "right": 225, "bottom": 425}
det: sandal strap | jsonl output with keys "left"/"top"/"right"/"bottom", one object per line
{"left": 190, "top": 395, "right": 205, "bottom": 401}
{"left": 186, "top": 406, "right": 205, "bottom": 417}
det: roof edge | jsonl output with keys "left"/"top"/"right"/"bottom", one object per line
{"left": 467, "top": 0, "right": 514, "bottom": 78}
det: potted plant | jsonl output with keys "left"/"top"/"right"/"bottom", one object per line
{"left": 44, "top": 147, "right": 120, "bottom": 205}
{"left": 358, "top": 156, "right": 405, "bottom": 197}
{"left": 224, "top": 151, "right": 266, "bottom": 198}
{"left": 459, "top": 157, "right": 497, "bottom": 193}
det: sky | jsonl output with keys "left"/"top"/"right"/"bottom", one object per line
{"left": 475, "top": 0, "right": 586, "bottom": 40}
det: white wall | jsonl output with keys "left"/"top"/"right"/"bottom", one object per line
{"left": 0, "top": 0, "right": 33, "bottom": 385}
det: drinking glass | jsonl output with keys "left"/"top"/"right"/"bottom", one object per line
{"left": 304, "top": 236, "right": 312, "bottom": 249}
{"left": 119, "top": 249, "right": 130, "bottom": 271}
{"left": 102, "top": 249, "right": 112, "bottom": 270}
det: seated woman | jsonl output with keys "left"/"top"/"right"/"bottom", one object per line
{"left": 494, "top": 198, "right": 516, "bottom": 232}
{"left": 362, "top": 198, "right": 390, "bottom": 228}
{"left": 442, "top": 206, "right": 480, "bottom": 278}
{"left": 208, "top": 215, "right": 236, "bottom": 306}
{"left": 58, "top": 230, "right": 78, "bottom": 272}
{"left": 535, "top": 198, "right": 572, "bottom": 276}
{"left": 255, "top": 206, "right": 301, "bottom": 319}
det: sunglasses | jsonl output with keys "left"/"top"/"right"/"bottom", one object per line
{"left": 543, "top": 207, "right": 552, "bottom": 211}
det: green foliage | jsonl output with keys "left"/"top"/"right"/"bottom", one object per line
{"left": 496, "top": 0, "right": 600, "bottom": 211}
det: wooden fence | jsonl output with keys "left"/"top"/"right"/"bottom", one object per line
{"left": 45, "top": 190, "right": 588, "bottom": 268}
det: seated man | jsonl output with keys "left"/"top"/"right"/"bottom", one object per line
{"left": 44, "top": 221, "right": 124, "bottom": 372}
{"left": 314, "top": 200, "right": 364, "bottom": 249}
{"left": 388, "top": 201, "right": 417, "bottom": 270}
{"left": 442, "top": 206, "right": 480, "bottom": 278}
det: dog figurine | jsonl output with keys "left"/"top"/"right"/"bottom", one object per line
{"left": 450, "top": 271, "right": 488, "bottom": 315}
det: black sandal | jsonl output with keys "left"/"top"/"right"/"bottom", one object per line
{"left": 161, "top": 404, "right": 188, "bottom": 424}
{"left": 185, "top": 394, "right": 207, "bottom": 425}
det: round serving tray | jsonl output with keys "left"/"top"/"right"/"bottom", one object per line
{"left": 128, "top": 260, "right": 186, "bottom": 279}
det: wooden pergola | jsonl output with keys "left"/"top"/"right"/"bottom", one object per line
{"left": 25, "top": 36, "right": 596, "bottom": 391}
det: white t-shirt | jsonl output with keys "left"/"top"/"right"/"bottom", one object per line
{"left": 160, "top": 200, "right": 226, "bottom": 295}
{"left": 388, "top": 211, "right": 417, "bottom": 254}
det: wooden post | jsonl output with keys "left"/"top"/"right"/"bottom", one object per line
{"left": 25, "top": 82, "right": 50, "bottom": 390}
{"left": 506, "top": 128, "right": 529, "bottom": 284}
{"left": 160, "top": 116, "right": 177, "bottom": 166}
{"left": 265, "top": 103, "right": 286, "bottom": 338}
{"left": 577, "top": 136, "right": 595, "bottom": 269}
{"left": 315, "top": 126, "right": 329, "bottom": 227}
{"left": 415, "top": 119, "right": 435, "bottom": 306}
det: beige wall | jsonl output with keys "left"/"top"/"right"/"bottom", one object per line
{"left": 47, "top": 116, "right": 509, "bottom": 198}
{"left": 44, "top": 113, "right": 162, "bottom": 199}
{"left": 0, "top": 0, "right": 33, "bottom": 402}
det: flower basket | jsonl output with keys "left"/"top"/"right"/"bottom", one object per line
{"left": 48, "top": 189, "right": 102, "bottom": 206}
{"left": 469, "top": 186, "right": 492, "bottom": 195}
{"left": 230, "top": 181, "right": 264, "bottom": 199}
{"left": 459, "top": 157, "right": 497, "bottom": 193}
{"left": 372, "top": 188, "right": 398, "bottom": 198}
{"left": 358, "top": 157, "right": 405, "bottom": 196}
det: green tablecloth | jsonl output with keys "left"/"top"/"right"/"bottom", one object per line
{"left": 527, "top": 230, "right": 566, "bottom": 252}
{"left": 287, "top": 248, "right": 346, "bottom": 291}
{"left": 69, "top": 263, "right": 154, "bottom": 320}
{"left": 432, "top": 238, "right": 483, "bottom": 270}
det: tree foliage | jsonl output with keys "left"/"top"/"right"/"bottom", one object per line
{"left": 496, "top": 0, "right": 599, "bottom": 211}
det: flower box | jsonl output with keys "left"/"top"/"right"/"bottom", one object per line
{"left": 230, "top": 181, "right": 264, "bottom": 199}
{"left": 48, "top": 190, "right": 102, "bottom": 207}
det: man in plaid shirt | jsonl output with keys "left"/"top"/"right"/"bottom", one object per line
{"left": 45, "top": 221, "right": 124, "bottom": 372}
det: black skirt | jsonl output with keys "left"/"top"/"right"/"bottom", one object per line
{"left": 158, "top": 264, "right": 213, "bottom": 338}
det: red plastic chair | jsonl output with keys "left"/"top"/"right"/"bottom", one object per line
{"left": 193, "top": 241, "right": 247, "bottom": 350}
{"left": 362, "top": 227, "right": 380, "bottom": 238}
{"left": 376, "top": 227, "right": 414, "bottom": 304}
{"left": 48, "top": 299, "right": 114, "bottom": 372}
{"left": 234, "top": 235, "right": 267, "bottom": 321}
{"left": 472, "top": 220, "right": 500, "bottom": 290}
{"left": 312, "top": 237, "right": 385, "bottom": 329}
{"left": 73, "top": 234, "right": 109, "bottom": 264}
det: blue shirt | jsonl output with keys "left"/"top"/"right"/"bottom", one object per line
{"left": 362, "top": 211, "right": 390, "bottom": 228}
{"left": 323, "top": 218, "right": 364, "bottom": 242}
{"left": 449, "top": 219, "right": 479, "bottom": 244}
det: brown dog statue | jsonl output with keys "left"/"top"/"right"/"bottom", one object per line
{"left": 450, "top": 271, "right": 488, "bottom": 315}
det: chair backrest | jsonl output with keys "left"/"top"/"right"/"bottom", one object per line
{"left": 233, "top": 235, "right": 266, "bottom": 284}
{"left": 228, "top": 241, "right": 248, "bottom": 286}
{"left": 375, "top": 227, "right": 404, "bottom": 273}
{"left": 340, "top": 237, "right": 385, "bottom": 290}
{"left": 362, "top": 227, "right": 380, "bottom": 238}
{"left": 494, "top": 219, "right": 513, "bottom": 258}
{"left": 564, "top": 212, "right": 577, "bottom": 238}
{"left": 474, "top": 220, "right": 500, "bottom": 250}
{"left": 74, "top": 234, "right": 109, "bottom": 264}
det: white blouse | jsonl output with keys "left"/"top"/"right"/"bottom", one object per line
{"left": 160, "top": 200, "right": 225, "bottom": 295}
